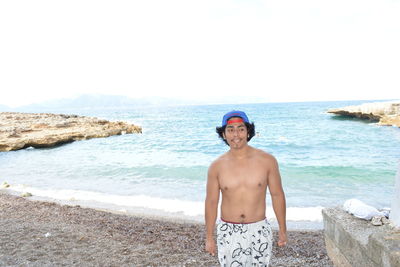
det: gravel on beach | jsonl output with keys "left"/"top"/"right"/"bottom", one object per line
{"left": 0, "top": 192, "right": 333, "bottom": 266}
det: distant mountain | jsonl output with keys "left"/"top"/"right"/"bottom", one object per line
{"left": 14, "top": 94, "right": 192, "bottom": 112}
{"left": 11, "top": 94, "right": 271, "bottom": 113}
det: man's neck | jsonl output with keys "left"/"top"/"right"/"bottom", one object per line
{"left": 229, "top": 144, "right": 251, "bottom": 159}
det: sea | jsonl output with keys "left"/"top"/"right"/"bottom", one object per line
{"left": 1, "top": 100, "right": 399, "bottom": 229}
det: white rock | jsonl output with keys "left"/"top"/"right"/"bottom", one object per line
{"left": 21, "top": 192, "right": 33, "bottom": 197}
{"left": 371, "top": 216, "right": 383, "bottom": 226}
{"left": 1, "top": 182, "right": 10, "bottom": 188}
{"left": 343, "top": 199, "right": 384, "bottom": 220}
{"left": 381, "top": 217, "right": 390, "bottom": 225}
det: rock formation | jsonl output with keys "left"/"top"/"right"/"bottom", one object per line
{"left": 0, "top": 112, "right": 142, "bottom": 152}
{"left": 327, "top": 101, "right": 400, "bottom": 127}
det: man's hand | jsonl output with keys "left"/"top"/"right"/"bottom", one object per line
{"left": 205, "top": 238, "right": 216, "bottom": 256}
{"left": 277, "top": 231, "right": 287, "bottom": 247}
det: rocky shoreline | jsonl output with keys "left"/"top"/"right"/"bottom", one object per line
{"left": 0, "top": 192, "right": 333, "bottom": 266}
{"left": 0, "top": 112, "right": 142, "bottom": 152}
{"left": 327, "top": 101, "right": 400, "bottom": 127}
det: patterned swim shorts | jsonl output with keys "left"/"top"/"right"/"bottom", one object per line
{"left": 216, "top": 218, "right": 273, "bottom": 267}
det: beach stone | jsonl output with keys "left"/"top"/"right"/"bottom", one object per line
{"left": 0, "top": 112, "right": 142, "bottom": 151}
{"left": 21, "top": 192, "right": 33, "bottom": 197}
{"left": 327, "top": 101, "right": 400, "bottom": 127}
{"left": 382, "top": 217, "right": 390, "bottom": 225}
{"left": 371, "top": 216, "right": 383, "bottom": 226}
{"left": 1, "top": 182, "right": 10, "bottom": 188}
{"left": 0, "top": 193, "right": 333, "bottom": 267}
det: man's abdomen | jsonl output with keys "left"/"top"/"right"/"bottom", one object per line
{"left": 220, "top": 195, "right": 266, "bottom": 224}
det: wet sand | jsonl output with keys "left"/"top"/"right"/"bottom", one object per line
{"left": 0, "top": 192, "right": 333, "bottom": 266}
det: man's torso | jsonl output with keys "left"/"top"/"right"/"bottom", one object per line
{"left": 216, "top": 147, "right": 272, "bottom": 223}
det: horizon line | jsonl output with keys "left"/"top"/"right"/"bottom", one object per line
{"left": 0, "top": 95, "right": 399, "bottom": 109}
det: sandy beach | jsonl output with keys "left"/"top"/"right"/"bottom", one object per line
{"left": 0, "top": 192, "right": 333, "bottom": 266}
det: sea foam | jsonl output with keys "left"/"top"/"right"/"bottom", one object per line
{"left": 9, "top": 184, "right": 323, "bottom": 223}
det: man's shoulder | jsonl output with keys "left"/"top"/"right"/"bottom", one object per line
{"left": 216, "top": 152, "right": 231, "bottom": 163}
{"left": 209, "top": 152, "right": 229, "bottom": 168}
{"left": 252, "top": 147, "right": 277, "bottom": 162}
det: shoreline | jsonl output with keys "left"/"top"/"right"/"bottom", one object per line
{"left": 0, "top": 191, "right": 333, "bottom": 266}
{"left": 2, "top": 186, "right": 324, "bottom": 231}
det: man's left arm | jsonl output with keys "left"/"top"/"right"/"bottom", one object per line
{"left": 268, "top": 156, "right": 287, "bottom": 247}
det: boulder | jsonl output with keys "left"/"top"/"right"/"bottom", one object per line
{"left": 0, "top": 112, "right": 142, "bottom": 152}
{"left": 1, "top": 182, "right": 10, "bottom": 188}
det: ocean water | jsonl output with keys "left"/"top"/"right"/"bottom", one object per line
{"left": 1, "top": 100, "right": 399, "bottom": 228}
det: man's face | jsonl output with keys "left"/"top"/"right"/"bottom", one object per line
{"left": 223, "top": 117, "right": 248, "bottom": 149}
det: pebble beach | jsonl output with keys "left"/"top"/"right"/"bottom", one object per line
{"left": 4, "top": 103, "right": 396, "bottom": 266}
{"left": 0, "top": 192, "right": 333, "bottom": 266}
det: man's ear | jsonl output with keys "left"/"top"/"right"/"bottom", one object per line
{"left": 223, "top": 132, "right": 226, "bottom": 140}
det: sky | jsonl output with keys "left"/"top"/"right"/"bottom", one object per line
{"left": 0, "top": 0, "right": 399, "bottom": 107}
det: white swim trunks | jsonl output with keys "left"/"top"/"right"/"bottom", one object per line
{"left": 216, "top": 218, "right": 273, "bottom": 267}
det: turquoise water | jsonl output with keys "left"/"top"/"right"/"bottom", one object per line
{"left": 1, "top": 100, "right": 399, "bottom": 224}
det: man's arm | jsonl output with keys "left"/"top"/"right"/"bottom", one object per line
{"left": 205, "top": 161, "right": 220, "bottom": 256}
{"left": 268, "top": 156, "right": 287, "bottom": 247}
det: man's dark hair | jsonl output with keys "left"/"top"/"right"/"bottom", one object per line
{"left": 216, "top": 121, "right": 256, "bottom": 146}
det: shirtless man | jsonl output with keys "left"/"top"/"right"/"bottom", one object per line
{"left": 205, "top": 110, "right": 287, "bottom": 266}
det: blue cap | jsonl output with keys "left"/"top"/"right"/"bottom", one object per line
{"left": 222, "top": 110, "right": 250, "bottom": 126}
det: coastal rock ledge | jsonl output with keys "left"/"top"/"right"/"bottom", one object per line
{"left": 0, "top": 112, "right": 142, "bottom": 152}
{"left": 327, "top": 101, "right": 400, "bottom": 127}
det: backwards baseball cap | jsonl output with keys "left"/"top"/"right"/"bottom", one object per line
{"left": 222, "top": 110, "right": 250, "bottom": 127}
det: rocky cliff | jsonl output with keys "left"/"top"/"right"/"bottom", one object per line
{"left": 0, "top": 112, "right": 142, "bottom": 152}
{"left": 327, "top": 101, "right": 400, "bottom": 127}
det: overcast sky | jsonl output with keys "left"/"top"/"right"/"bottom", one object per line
{"left": 0, "top": 0, "right": 399, "bottom": 107}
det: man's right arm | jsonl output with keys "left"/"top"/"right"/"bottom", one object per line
{"left": 205, "top": 161, "right": 220, "bottom": 256}
{"left": 268, "top": 155, "right": 287, "bottom": 247}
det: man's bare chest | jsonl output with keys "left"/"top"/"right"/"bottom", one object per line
{"left": 218, "top": 164, "right": 268, "bottom": 191}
